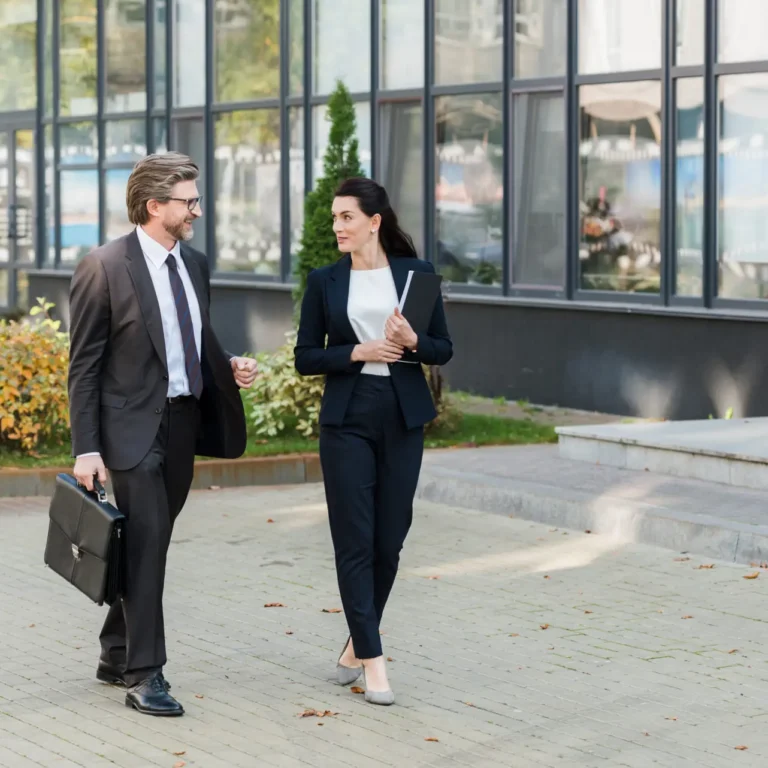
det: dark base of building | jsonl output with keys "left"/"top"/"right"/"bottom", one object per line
{"left": 32, "top": 273, "right": 768, "bottom": 422}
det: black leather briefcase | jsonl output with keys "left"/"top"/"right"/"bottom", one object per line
{"left": 44, "top": 474, "right": 125, "bottom": 606}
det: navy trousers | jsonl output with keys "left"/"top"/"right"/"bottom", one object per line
{"left": 319, "top": 374, "right": 424, "bottom": 659}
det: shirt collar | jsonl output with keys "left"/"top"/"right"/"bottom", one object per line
{"left": 136, "top": 226, "right": 181, "bottom": 270}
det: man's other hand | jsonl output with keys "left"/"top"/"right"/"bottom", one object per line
{"left": 231, "top": 356, "right": 258, "bottom": 389}
{"left": 73, "top": 454, "right": 108, "bottom": 491}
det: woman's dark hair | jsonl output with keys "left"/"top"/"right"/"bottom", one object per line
{"left": 334, "top": 177, "right": 417, "bottom": 258}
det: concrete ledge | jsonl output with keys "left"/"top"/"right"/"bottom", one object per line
{"left": 416, "top": 465, "right": 768, "bottom": 566}
{"left": 0, "top": 453, "right": 322, "bottom": 498}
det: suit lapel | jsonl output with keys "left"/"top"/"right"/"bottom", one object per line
{"left": 328, "top": 254, "right": 359, "bottom": 343}
{"left": 387, "top": 256, "right": 409, "bottom": 302}
{"left": 124, "top": 229, "right": 168, "bottom": 370}
{"left": 179, "top": 244, "right": 209, "bottom": 324}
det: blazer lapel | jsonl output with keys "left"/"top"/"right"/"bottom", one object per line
{"left": 387, "top": 256, "right": 409, "bottom": 303}
{"left": 328, "top": 254, "right": 359, "bottom": 343}
{"left": 124, "top": 229, "right": 168, "bottom": 371}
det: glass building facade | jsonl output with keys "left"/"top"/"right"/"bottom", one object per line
{"left": 0, "top": 2, "right": 767, "bottom": 321}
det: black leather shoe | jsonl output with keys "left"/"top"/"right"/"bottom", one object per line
{"left": 97, "top": 664, "right": 171, "bottom": 690}
{"left": 125, "top": 673, "right": 184, "bottom": 717}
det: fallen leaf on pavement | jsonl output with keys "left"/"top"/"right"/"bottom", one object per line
{"left": 584, "top": 529, "right": 592, "bottom": 534}
{"left": 510, "top": 633, "right": 520, "bottom": 637}
{"left": 682, "top": 615, "right": 694, "bottom": 619}
{"left": 735, "top": 745, "right": 749, "bottom": 750}
{"left": 387, "top": 657, "right": 394, "bottom": 662}
{"left": 674, "top": 557, "right": 691, "bottom": 562}
{"left": 195, "top": 694, "right": 204, "bottom": 699}
{"left": 665, "top": 716, "right": 677, "bottom": 721}
{"left": 286, "top": 630, "right": 294, "bottom": 635}
{"left": 173, "top": 762, "right": 186, "bottom": 768}
{"left": 543, "top": 575, "right": 550, "bottom": 579}
{"left": 28, "top": 624, "right": 35, "bottom": 628}
{"left": 208, "top": 485, "right": 220, "bottom": 490}
{"left": 264, "top": 603, "right": 285, "bottom": 608}
{"left": 322, "top": 608, "right": 343, "bottom": 613}
{"left": 428, "top": 576, "right": 440, "bottom": 580}
{"left": 540, "top": 624, "right": 550, "bottom": 630}
{"left": 172, "top": 751, "right": 186, "bottom": 756}
{"left": 299, "top": 709, "right": 338, "bottom": 718}
{"left": 728, "top": 649, "right": 738, "bottom": 654}
{"left": 584, "top": 610, "right": 593, "bottom": 614}
{"left": 425, "top": 737, "right": 439, "bottom": 742}
{"left": 464, "top": 702, "right": 475, "bottom": 707}
{"left": 643, "top": 731, "right": 650, "bottom": 737}
{"left": 696, "top": 564, "right": 715, "bottom": 569}
{"left": 350, "top": 686, "right": 365, "bottom": 694}
{"left": 267, "top": 518, "right": 274, "bottom": 523}
{"left": 317, "top": 722, "right": 324, "bottom": 726}
{"left": 743, "top": 572, "right": 760, "bottom": 580}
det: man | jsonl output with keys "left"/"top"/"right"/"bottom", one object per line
{"left": 68, "top": 152, "right": 258, "bottom": 717}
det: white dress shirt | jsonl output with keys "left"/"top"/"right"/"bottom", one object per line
{"left": 136, "top": 225, "right": 203, "bottom": 397}
{"left": 347, "top": 267, "right": 399, "bottom": 376}
{"left": 77, "top": 228, "right": 204, "bottom": 459}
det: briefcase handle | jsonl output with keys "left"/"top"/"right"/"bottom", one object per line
{"left": 76, "top": 475, "right": 109, "bottom": 504}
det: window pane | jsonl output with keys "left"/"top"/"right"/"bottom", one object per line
{"left": 435, "top": 93, "right": 504, "bottom": 285}
{"left": 676, "top": 0, "right": 704, "bottom": 66}
{"left": 0, "top": 271, "right": 7, "bottom": 305}
{"left": 290, "top": 0, "right": 303, "bottom": 95}
{"left": 105, "top": 0, "right": 146, "bottom": 112}
{"left": 14, "top": 130, "right": 35, "bottom": 264}
{"left": 106, "top": 120, "right": 147, "bottom": 163}
{"left": 578, "top": 0, "right": 662, "bottom": 75}
{"left": 515, "top": 0, "right": 567, "bottom": 79}
{"left": 0, "top": 1, "right": 37, "bottom": 111}
{"left": 154, "top": 0, "right": 167, "bottom": 108}
{"left": 579, "top": 81, "right": 662, "bottom": 293}
{"left": 44, "top": 126, "right": 55, "bottom": 265}
{"left": 675, "top": 78, "right": 704, "bottom": 297}
{"left": 60, "top": 170, "right": 99, "bottom": 263}
{"left": 215, "top": 110, "right": 281, "bottom": 276}
{"left": 719, "top": 0, "right": 768, "bottom": 64}
{"left": 174, "top": 0, "right": 205, "bottom": 107}
{"left": 289, "top": 107, "right": 305, "bottom": 277}
{"left": 44, "top": 0, "right": 53, "bottom": 116}
{"left": 513, "top": 92, "right": 565, "bottom": 287}
{"left": 60, "top": 122, "right": 98, "bottom": 165}
{"left": 381, "top": 0, "right": 424, "bottom": 89}
{"left": 172, "top": 118, "right": 206, "bottom": 251}
{"left": 718, "top": 74, "right": 768, "bottom": 300}
{"left": 313, "top": 0, "right": 370, "bottom": 95}
{"left": 153, "top": 118, "right": 168, "bottom": 153}
{"left": 0, "top": 138, "right": 9, "bottom": 264}
{"left": 215, "top": 0, "right": 279, "bottom": 102}
{"left": 106, "top": 169, "right": 133, "bottom": 241}
{"left": 435, "top": 0, "right": 503, "bottom": 85}
{"left": 60, "top": 0, "right": 98, "bottom": 116}
{"left": 312, "top": 102, "right": 371, "bottom": 184}
{"left": 379, "top": 102, "right": 423, "bottom": 255}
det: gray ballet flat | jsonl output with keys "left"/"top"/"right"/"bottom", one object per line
{"left": 336, "top": 637, "right": 363, "bottom": 686}
{"left": 362, "top": 669, "right": 395, "bottom": 706}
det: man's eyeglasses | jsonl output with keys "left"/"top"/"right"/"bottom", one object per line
{"left": 165, "top": 196, "right": 203, "bottom": 212}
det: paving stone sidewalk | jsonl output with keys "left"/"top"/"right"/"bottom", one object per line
{"left": 1, "top": 484, "right": 767, "bottom": 768}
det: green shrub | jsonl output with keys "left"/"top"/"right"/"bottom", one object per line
{"left": 0, "top": 299, "right": 70, "bottom": 451}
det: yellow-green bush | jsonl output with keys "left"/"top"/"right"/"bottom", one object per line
{"left": 0, "top": 299, "right": 70, "bottom": 451}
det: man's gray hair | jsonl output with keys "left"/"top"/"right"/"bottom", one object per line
{"left": 126, "top": 152, "right": 199, "bottom": 225}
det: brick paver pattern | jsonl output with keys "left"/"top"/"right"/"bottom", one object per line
{"left": 1, "top": 484, "right": 767, "bottom": 767}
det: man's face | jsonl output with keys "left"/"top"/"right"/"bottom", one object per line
{"left": 160, "top": 180, "right": 202, "bottom": 242}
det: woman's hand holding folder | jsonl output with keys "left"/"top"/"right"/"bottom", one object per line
{"left": 385, "top": 307, "right": 418, "bottom": 351}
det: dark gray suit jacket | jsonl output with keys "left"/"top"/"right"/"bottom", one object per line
{"left": 68, "top": 229, "right": 247, "bottom": 471}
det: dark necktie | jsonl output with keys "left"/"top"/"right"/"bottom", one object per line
{"left": 165, "top": 253, "right": 203, "bottom": 399}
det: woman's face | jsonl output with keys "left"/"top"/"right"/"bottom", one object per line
{"left": 331, "top": 196, "right": 378, "bottom": 253}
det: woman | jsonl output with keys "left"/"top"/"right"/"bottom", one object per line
{"left": 294, "top": 177, "right": 452, "bottom": 705}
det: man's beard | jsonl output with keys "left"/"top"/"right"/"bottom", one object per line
{"left": 164, "top": 217, "right": 194, "bottom": 242}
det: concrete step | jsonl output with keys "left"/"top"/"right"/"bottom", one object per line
{"left": 556, "top": 417, "right": 768, "bottom": 492}
{"left": 417, "top": 444, "right": 768, "bottom": 566}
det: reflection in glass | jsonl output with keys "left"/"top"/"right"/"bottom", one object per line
{"left": 60, "top": 123, "right": 98, "bottom": 165}
{"left": 106, "top": 121, "right": 147, "bottom": 163}
{"left": 514, "top": 0, "right": 567, "bottom": 79}
{"left": 719, "top": 0, "right": 768, "bottom": 64}
{"left": 14, "top": 130, "right": 35, "bottom": 264}
{"left": 44, "top": 126, "right": 55, "bottom": 265}
{"left": 60, "top": 0, "right": 98, "bottom": 116}
{"left": 215, "top": 110, "right": 281, "bottom": 275}
{"left": 289, "top": 0, "right": 303, "bottom": 95}
{"left": 44, "top": 0, "right": 53, "bottom": 116}
{"left": 435, "top": 0, "right": 503, "bottom": 85}
{"left": 154, "top": 0, "right": 167, "bottom": 108}
{"left": 153, "top": 118, "right": 168, "bottom": 153}
{"left": 513, "top": 93, "right": 566, "bottom": 286}
{"left": 675, "top": 78, "right": 704, "bottom": 296}
{"left": 172, "top": 118, "right": 206, "bottom": 251}
{"left": 174, "top": 0, "right": 205, "bottom": 107}
{"left": 435, "top": 94, "right": 504, "bottom": 285}
{"left": 312, "top": 102, "right": 371, "bottom": 184}
{"left": 15, "top": 271, "right": 30, "bottom": 311}
{"left": 313, "top": 0, "right": 370, "bottom": 95}
{"left": 379, "top": 103, "right": 423, "bottom": 255}
{"left": 289, "top": 108, "right": 305, "bottom": 276}
{"left": 0, "top": 271, "right": 7, "bottom": 305}
{"left": 578, "top": 0, "right": 661, "bottom": 75}
{"left": 0, "top": 135, "right": 9, "bottom": 264}
{"left": 215, "top": 0, "right": 279, "bottom": 102}
{"left": 105, "top": 0, "right": 147, "bottom": 112}
{"left": 60, "top": 170, "right": 99, "bottom": 263}
{"left": 718, "top": 74, "right": 768, "bottom": 300}
{"left": 381, "top": 0, "right": 424, "bottom": 89}
{"left": 106, "top": 169, "right": 133, "bottom": 241}
{"left": 579, "top": 81, "right": 662, "bottom": 293}
{"left": 676, "top": 0, "right": 704, "bottom": 66}
{"left": 0, "top": 0, "right": 37, "bottom": 111}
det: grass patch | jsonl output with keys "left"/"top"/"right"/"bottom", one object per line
{"left": 0, "top": 413, "right": 555, "bottom": 470}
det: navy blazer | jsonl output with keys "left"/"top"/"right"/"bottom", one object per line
{"left": 294, "top": 254, "right": 453, "bottom": 429}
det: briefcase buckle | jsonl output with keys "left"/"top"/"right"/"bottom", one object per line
{"left": 71, "top": 544, "right": 82, "bottom": 561}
